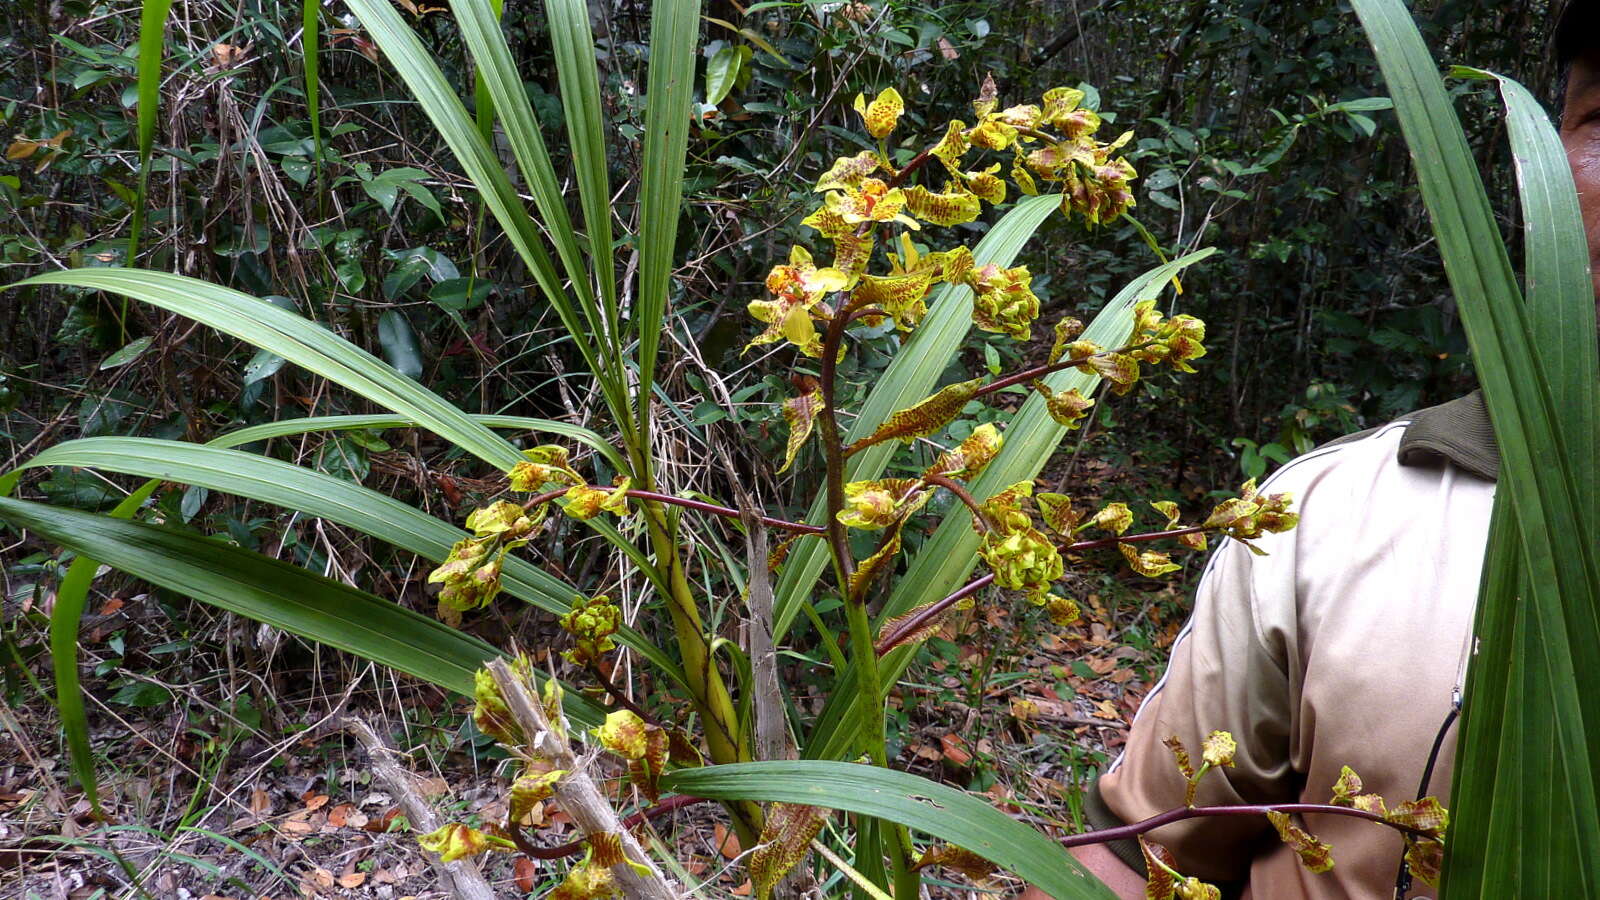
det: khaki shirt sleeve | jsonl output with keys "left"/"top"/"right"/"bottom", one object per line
{"left": 1093, "top": 528, "right": 1302, "bottom": 883}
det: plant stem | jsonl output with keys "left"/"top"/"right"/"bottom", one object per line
{"left": 818, "top": 278, "right": 917, "bottom": 897}
{"left": 974, "top": 340, "right": 1156, "bottom": 398}
{"left": 1059, "top": 801, "right": 1436, "bottom": 847}
{"left": 925, "top": 475, "right": 991, "bottom": 532}
{"left": 520, "top": 486, "right": 824, "bottom": 535}
{"left": 639, "top": 506, "right": 763, "bottom": 843}
{"left": 586, "top": 662, "right": 660, "bottom": 727}
{"left": 873, "top": 525, "right": 1211, "bottom": 654}
{"left": 818, "top": 309, "right": 858, "bottom": 586}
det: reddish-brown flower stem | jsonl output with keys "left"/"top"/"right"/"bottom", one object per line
{"left": 518, "top": 487, "right": 824, "bottom": 536}
{"left": 874, "top": 525, "right": 1211, "bottom": 654}
{"left": 587, "top": 662, "right": 662, "bottom": 728}
{"left": 925, "top": 475, "right": 991, "bottom": 533}
{"left": 1056, "top": 801, "right": 1436, "bottom": 848}
{"left": 842, "top": 305, "right": 891, "bottom": 327}
{"left": 874, "top": 573, "right": 996, "bottom": 655}
{"left": 885, "top": 148, "right": 933, "bottom": 190}
{"left": 817, "top": 310, "right": 858, "bottom": 584}
{"left": 1068, "top": 525, "right": 1207, "bottom": 553}
{"left": 974, "top": 340, "right": 1156, "bottom": 398}
{"left": 507, "top": 794, "right": 712, "bottom": 860}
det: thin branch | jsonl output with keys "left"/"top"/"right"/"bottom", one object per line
{"left": 1058, "top": 801, "right": 1434, "bottom": 848}
{"left": 519, "top": 487, "right": 824, "bottom": 535}
{"left": 486, "top": 659, "right": 680, "bottom": 899}
{"left": 507, "top": 795, "right": 712, "bottom": 861}
{"left": 343, "top": 717, "right": 497, "bottom": 900}
{"left": 873, "top": 526, "right": 1212, "bottom": 653}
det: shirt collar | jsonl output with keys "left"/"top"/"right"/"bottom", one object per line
{"left": 1396, "top": 390, "right": 1500, "bottom": 482}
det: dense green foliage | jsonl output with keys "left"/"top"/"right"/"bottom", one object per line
{"left": 0, "top": 1, "right": 1565, "bottom": 488}
{"left": 0, "top": 0, "right": 1589, "bottom": 896}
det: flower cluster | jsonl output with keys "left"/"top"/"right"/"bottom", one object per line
{"left": 430, "top": 445, "right": 638, "bottom": 625}
{"left": 1143, "top": 741, "right": 1448, "bottom": 898}
{"left": 749, "top": 79, "right": 1140, "bottom": 362}
{"left": 428, "top": 500, "right": 542, "bottom": 625}
{"left": 1201, "top": 477, "right": 1298, "bottom": 552}
{"left": 559, "top": 594, "right": 622, "bottom": 666}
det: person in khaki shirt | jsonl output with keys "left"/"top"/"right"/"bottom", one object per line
{"left": 1045, "top": 5, "right": 1600, "bottom": 898}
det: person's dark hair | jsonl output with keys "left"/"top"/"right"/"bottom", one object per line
{"left": 1556, "top": 0, "right": 1592, "bottom": 111}
{"left": 1557, "top": 0, "right": 1592, "bottom": 70}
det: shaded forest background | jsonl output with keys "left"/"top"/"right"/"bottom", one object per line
{"left": 0, "top": 0, "right": 1572, "bottom": 894}
{"left": 1, "top": 0, "right": 1568, "bottom": 512}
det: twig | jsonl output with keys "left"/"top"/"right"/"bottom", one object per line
{"left": 1059, "top": 801, "right": 1434, "bottom": 848}
{"left": 741, "top": 508, "right": 794, "bottom": 764}
{"left": 507, "top": 795, "right": 712, "bottom": 860}
{"left": 486, "top": 659, "right": 681, "bottom": 899}
{"left": 342, "top": 717, "right": 497, "bottom": 900}
{"left": 874, "top": 525, "right": 1213, "bottom": 654}
{"left": 520, "top": 486, "right": 824, "bottom": 535}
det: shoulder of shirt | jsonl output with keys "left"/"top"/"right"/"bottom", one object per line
{"left": 1259, "top": 391, "right": 1499, "bottom": 494}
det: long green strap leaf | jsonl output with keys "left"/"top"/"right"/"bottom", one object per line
{"left": 0, "top": 437, "right": 683, "bottom": 686}
{"left": 635, "top": 0, "right": 701, "bottom": 440}
{"left": 546, "top": 0, "right": 621, "bottom": 346}
{"left": 207, "top": 412, "right": 628, "bottom": 472}
{"left": 772, "top": 194, "right": 1060, "bottom": 641}
{"left": 302, "top": 0, "right": 324, "bottom": 188}
{"left": 806, "top": 250, "right": 1214, "bottom": 760}
{"left": 0, "top": 497, "right": 610, "bottom": 725}
{"left": 1484, "top": 70, "right": 1599, "bottom": 540}
{"left": 663, "top": 761, "right": 1115, "bottom": 900}
{"left": 47, "top": 481, "right": 160, "bottom": 814}
{"left": 1347, "top": 0, "right": 1600, "bottom": 893}
{"left": 127, "top": 0, "right": 174, "bottom": 266}
{"left": 445, "top": 0, "right": 633, "bottom": 428}
{"left": 341, "top": 0, "right": 619, "bottom": 418}
{"left": 5, "top": 270, "right": 525, "bottom": 472}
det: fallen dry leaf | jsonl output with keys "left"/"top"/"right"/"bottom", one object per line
{"left": 326, "top": 803, "right": 354, "bottom": 828}
{"left": 940, "top": 733, "right": 972, "bottom": 766}
{"left": 514, "top": 857, "right": 538, "bottom": 892}
{"left": 336, "top": 872, "right": 365, "bottom": 889}
{"left": 713, "top": 822, "right": 741, "bottom": 859}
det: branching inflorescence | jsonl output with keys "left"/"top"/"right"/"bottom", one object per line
{"left": 415, "top": 79, "right": 1431, "bottom": 900}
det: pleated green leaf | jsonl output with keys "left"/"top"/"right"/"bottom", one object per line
{"left": 1346, "top": 0, "right": 1600, "bottom": 893}
{"left": 127, "top": 0, "right": 174, "bottom": 265}
{"left": 208, "top": 412, "right": 628, "bottom": 473}
{"left": 635, "top": 0, "right": 701, "bottom": 434}
{"left": 4, "top": 269, "right": 524, "bottom": 471}
{"left": 340, "top": 0, "right": 618, "bottom": 415}
{"left": 46, "top": 482, "right": 159, "bottom": 814}
{"left": 0, "top": 437, "right": 683, "bottom": 686}
{"left": 805, "top": 250, "right": 1214, "bottom": 760}
{"left": 545, "top": 0, "right": 621, "bottom": 342}
{"left": 0, "top": 497, "right": 608, "bottom": 725}
{"left": 301, "top": 0, "right": 324, "bottom": 186}
{"left": 772, "top": 194, "right": 1059, "bottom": 641}
{"left": 663, "top": 761, "right": 1115, "bottom": 900}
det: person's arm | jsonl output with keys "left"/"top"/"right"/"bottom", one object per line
{"left": 1088, "top": 524, "right": 1304, "bottom": 884}
{"left": 1069, "top": 843, "right": 1146, "bottom": 899}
